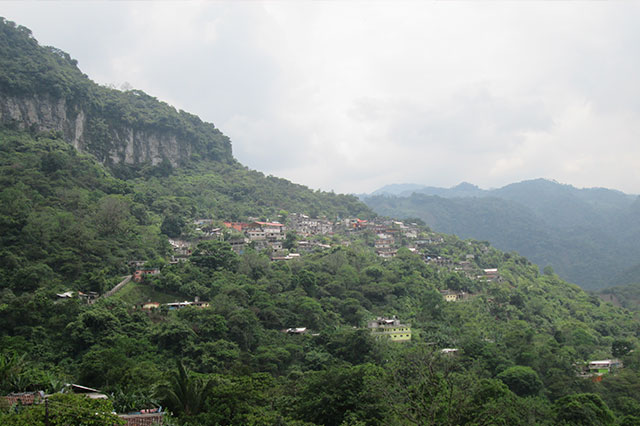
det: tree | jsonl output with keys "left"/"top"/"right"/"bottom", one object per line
{"left": 160, "top": 215, "right": 184, "bottom": 238}
{"left": 612, "top": 339, "right": 634, "bottom": 358}
{"left": 94, "top": 195, "right": 132, "bottom": 236}
{"left": 295, "top": 364, "right": 386, "bottom": 426}
{"left": 0, "top": 352, "right": 25, "bottom": 394}
{"left": 155, "top": 362, "right": 213, "bottom": 417}
{"left": 190, "top": 240, "right": 239, "bottom": 271}
{"left": 554, "top": 393, "right": 616, "bottom": 426}
{"left": 497, "top": 366, "right": 543, "bottom": 397}
{"left": 0, "top": 393, "right": 123, "bottom": 426}
{"left": 283, "top": 231, "right": 298, "bottom": 250}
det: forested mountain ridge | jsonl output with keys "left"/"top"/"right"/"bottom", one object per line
{"left": 2, "top": 18, "right": 640, "bottom": 426}
{"left": 0, "top": 17, "right": 371, "bottom": 295}
{"left": 0, "top": 17, "right": 233, "bottom": 169}
{"left": 363, "top": 179, "right": 640, "bottom": 290}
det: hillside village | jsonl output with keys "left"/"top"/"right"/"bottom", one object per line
{"left": 33, "top": 211, "right": 627, "bottom": 425}
{"left": 3, "top": 16, "right": 639, "bottom": 425}
{"left": 131, "top": 214, "right": 504, "bottom": 302}
{"left": 56, "top": 213, "right": 504, "bottom": 329}
{"left": 169, "top": 214, "right": 473, "bottom": 263}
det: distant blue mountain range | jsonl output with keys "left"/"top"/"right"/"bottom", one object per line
{"left": 363, "top": 178, "right": 640, "bottom": 290}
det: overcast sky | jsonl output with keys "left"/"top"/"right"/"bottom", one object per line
{"left": 3, "top": 2, "right": 640, "bottom": 194}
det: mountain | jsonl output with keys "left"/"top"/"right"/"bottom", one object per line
{"left": 0, "top": 17, "right": 371, "bottom": 293}
{"left": 363, "top": 179, "right": 640, "bottom": 290}
{"left": 4, "top": 18, "right": 640, "bottom": 426}
{"left": 0, "top": 18, "right": 234, "bottom": 170}
{"left": 370, "top": 183, "right": 428, "bottom": 196}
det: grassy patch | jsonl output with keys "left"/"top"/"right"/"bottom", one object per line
{"left": 113, "top": 281, "right": 188, "bottom": 305}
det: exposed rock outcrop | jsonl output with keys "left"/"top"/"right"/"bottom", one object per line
{"left": 0, "top": 92, "right": 85, "bottom": 147}
{"left": 0, "top": 92, "right": 203, "bottom": 167}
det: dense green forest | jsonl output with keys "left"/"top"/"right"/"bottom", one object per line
{"left": 598, "top": 282, "right": 640, "bottom": 312}
{"left": 363, "top": 179, "right": 640, "bottom": 290}
{"left": 2, "top": 17, "right": 640, "bottom": 426}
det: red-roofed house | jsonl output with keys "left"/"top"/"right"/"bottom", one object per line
{"left": 223, "top": 222, "right": 249, "bottom": 232}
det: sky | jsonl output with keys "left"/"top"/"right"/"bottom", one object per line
{"left": 3, "top": 1, "right": 640, "bottom": 194}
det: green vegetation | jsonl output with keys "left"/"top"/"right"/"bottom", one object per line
{"left": 0, "top": 393, "right": 123, "bottom": 426}
{"left": 364, "top": 179, "right": 640, "bottom": 290}
{"left": 2, "top": 18, "right": 640, "bottom": 425}
{"left": 597, "top": 282, "right": 640, "bottom": 311}
{"left": 3, "top": 231, "right": 640, "bottom": 424}
{"left": 112, "top": 281, "right": 188, "bottom": 305}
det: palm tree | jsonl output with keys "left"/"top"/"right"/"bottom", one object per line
{"left": 0, "top": 352, "right": 25, "bottom": 393}
{"left": 155, "top": 362, "right": 213, "bottom": 416}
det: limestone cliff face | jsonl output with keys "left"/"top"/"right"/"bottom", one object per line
{"left": 0, "top": 93, "right": 85, "bottom": 147}
{"left": 0, "top": 92, "right": 197, "bottom": 167}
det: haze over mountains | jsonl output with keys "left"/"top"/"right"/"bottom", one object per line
{"left": 363, "top": 179, "right": 640, "bottom": 290}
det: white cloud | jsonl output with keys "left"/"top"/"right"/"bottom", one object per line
{"left": 2, "top": 1, "right": 640, "bottom": 194}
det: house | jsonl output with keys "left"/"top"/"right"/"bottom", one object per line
{"left": 297, "top": 241, "right": 331, "bottom": 254}
{"left": 282, "top": 327, "right": 308, "bottom": 334}
{"left": 454, "top": 261, "right": 475, "bottom": 273}
{"left": 245, "top": 221, "right": 285, "bottom": 240}
{"left": 192, "top": 298, "right": 210, "bottom": 308}
{"left": 440, "top": 290, "right": 466, "bottom": 302}
{"left": 344, "top": 218, "right": 367, "bottom": 231}
{"left": 271, "top": 253, "right": 301, "bottom": 261}
{"left": 193, "top": 219, "right": 214, "bottom": 226}
{"left": 588, "top": 359, "right": 623, "bottom": 376}
{"left": 164, "top": 301, "right": 187, "bottom": 310}
{"left": 118, "top": 412, "right": 164, "bottom": 425}
{"left": 165, "top": 298, "right": 209, "bottom": 310}
{"left": 133, "top": 269, "right": 160, "bottom": 283}
{"left": 223, "top": 221, "right": 249, "bottom": 233}
{"left": 287, "top": 213, "right": 334, "bottom": 235}
{"left": 56, "top": 291, "right": 75, "bottom": 299}
{"left": 375, "top": 237, "right": 394, "bottom": 250}
{"left": 441, "top": 290, "right": 459, "bottom": 302}
{"left": 165, "top": 301, "right": 193, "bottom": 310}
{"left": 426, "top": 256, "right": 453, "bottom": 267}
{"left": 142, "top": 302, "right": 161, "bottom": 310}
{"left": 377, "top": 248, "right": 397, "bottom": 259}
{"left": 228, "top": 238, "right": 247, "bottom": 254}
{"left": 66, "top": 384, "right": 108, "bottom": 399}
{"left": 168, "top": 239, "right": 193, "bottom": 257}
{"left": 78, "top": 291, "right": 99, "bottom": 304}
{"left": 481, "top": 268, "right": 500, "bottom": 282}
{"left": 199, "top": 227, "right": 223, "bottom": 240}
{"left": 368, "top": 316, "right": 411, "bottom": 342}
{"left": 2, "top": 391, "right": 44, "bottom": 406}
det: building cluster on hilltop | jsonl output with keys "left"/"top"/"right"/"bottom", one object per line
{"left": 162, "top": 215, "right": 437, "bottom": 262}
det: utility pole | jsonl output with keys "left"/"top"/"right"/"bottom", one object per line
{"left": 44, "top": 396, "right": 50, "bottom": 426}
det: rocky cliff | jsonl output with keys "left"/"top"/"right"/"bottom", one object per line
{"left": 0, "top": 18, "right": 233, "bottom": 170}
{"left": 0, "top": 92, "right": 85, "bottom": 147}
{"left": 0, "top": 91, "right": 220, "bottom": 167}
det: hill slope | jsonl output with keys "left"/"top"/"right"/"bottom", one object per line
{"left": 4, "top": 18, "right": 640, "bottom": 426}
{"left": 0, "top": 17, "right": 371, "bottom": 295}
{"left": 364, "top": 179, "right": 640, "bottom": 290}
